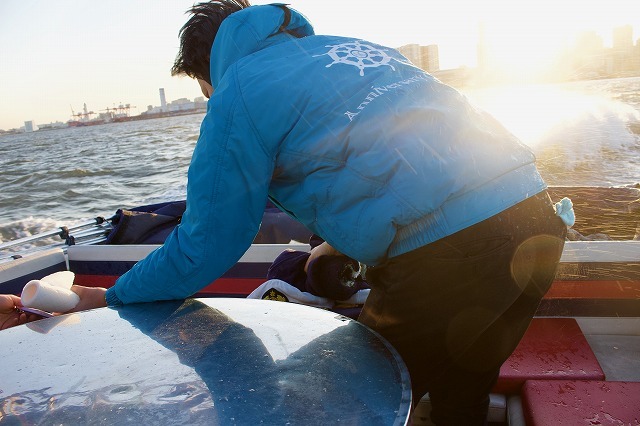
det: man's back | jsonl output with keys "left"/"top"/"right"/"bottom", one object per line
{"left": 208, "top": 8, "right": 545, "bottom": 263}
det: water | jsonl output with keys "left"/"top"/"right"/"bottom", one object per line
{"left": 1, "top": 77, "right": 639, "bottom": 244}
{"left": 465, "top": 77, "right": 640, "bottom": 186}
{"left": 0, "top": 114, "right": 201, "bottom": 243}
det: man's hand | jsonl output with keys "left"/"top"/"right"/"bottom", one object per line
{"left": 304, "top": 242, "right": 340, "bottom": 273}
{"left": 0, "top": 294, "right": 40, "bottom": 330}
{"left": 69, "top": 286, "right": 108, "bottom": 313}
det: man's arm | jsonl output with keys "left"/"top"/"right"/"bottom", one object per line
{"left": 102, "top": 73, "right": 275, "bottom": 306}
{"left": 69, "top": 286, "right": 107, "bottom": 312}
{"left": 304, "top": 242, "right": 341, "bottom": 273}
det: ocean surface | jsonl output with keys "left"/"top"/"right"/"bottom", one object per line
{"left": 1, "top": 76, "right": 639, "bottom": 245}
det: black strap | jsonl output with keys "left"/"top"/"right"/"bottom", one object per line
{"left": 268, "top": 4, "right": 304, "bottom": 39}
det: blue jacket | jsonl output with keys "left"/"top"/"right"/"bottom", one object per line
{"left": 107, "top": 5, "right": 546, "bottom": 305}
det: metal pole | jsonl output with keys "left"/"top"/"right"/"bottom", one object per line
{"left": 0, "top": 218, "right": 106, "bottom": 251}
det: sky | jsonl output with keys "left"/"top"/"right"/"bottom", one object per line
{"left": 1, "top": 0, "right": 639, "bottom": 130}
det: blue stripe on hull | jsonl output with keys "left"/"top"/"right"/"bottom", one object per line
{"left": 69, "top": 260, "right": 272, "bottom": 279}
{"left": 0, "top": 263, "right": 67, "bottom": 295}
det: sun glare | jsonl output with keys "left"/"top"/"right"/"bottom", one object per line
{"left": 468, "top": 0, "right": 639, "bottom": 80}
{"left": 465, "top": 83, "right": 639, "bottom": 151}
{"left": 480, "top": 12, "right": 575, "bottom": 76}
{"left": 469, "top": 85, "right": 597, "bottom": 147}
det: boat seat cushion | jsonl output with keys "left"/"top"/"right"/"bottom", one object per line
{"left": 0, "top": 249, "right": 67, "bottom": 295}
{"left": 521, "top": 380, "right": 640, "bottom": 426}
{"left": 492, "top": 318, "right": 605, "bottom": 394}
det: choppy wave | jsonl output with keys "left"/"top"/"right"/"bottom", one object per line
{"left": 464, "top": 77, "right": 640, "bottom": 187}
{"left": 0, "top": 114, "right": 198, "bottom": 241}
{"left": 0, "top": 216, "right": 62, "bottom": 249}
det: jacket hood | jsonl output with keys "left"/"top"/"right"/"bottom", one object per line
{"left": 210, "top": 4, "right": 314, "bottom": 87}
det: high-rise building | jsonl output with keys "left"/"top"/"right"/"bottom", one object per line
{"left": 397, "top": 44, "right": 421, "bottom": 67}
{"left": 397, "top": 43, "right": 440, "bottom": 72}
{"left": 612, "top": 25, "right": 635, "bottom": 74}
{"left": 159, "top": 88, "right": 167, "bottom": 112}
{"left": 633, "top": 39, "right": 640, "bottom": 73}
{"left": 573, "top": 31, "right": 606, "bottom": 76}
{"left": 421, "top": 45, "right": 439, "bottom": 72}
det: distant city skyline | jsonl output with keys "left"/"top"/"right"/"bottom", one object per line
{"left": 397, "top": 24, "right": 640, "bottom": 88}
{"left": 1, "top": 0, "right": 639, "bottom": 131}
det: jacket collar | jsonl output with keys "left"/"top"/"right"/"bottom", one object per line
{"left": 210, "top": 4, "right": 314, "bottom": 88}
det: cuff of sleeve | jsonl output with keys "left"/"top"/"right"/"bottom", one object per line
{"left": 105, "top": 287, "right": 124, "bottom": 306}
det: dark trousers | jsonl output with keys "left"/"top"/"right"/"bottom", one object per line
{"left": 358, "top": 191, "right": 567, "bottom": 425}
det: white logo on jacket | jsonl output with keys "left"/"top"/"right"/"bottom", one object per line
{"left": 344, "top": 74, "right": 429, "bottom": 121}
{"left": 314, "top": 40, "right": 396, "bottom": 76}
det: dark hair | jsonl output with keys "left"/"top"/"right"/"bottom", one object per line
{"left": 171, "top": 0, "right": 251, "bottom": 84}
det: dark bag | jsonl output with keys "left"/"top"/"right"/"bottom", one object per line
{"left": 105, "top": 201, "right": 186, "bottom": 245}
{"left": 105, "top": 200, "right": 314, "bottom": 245}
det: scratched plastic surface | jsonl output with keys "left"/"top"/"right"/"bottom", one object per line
{"left": 0, "top": 298, "right": 411, "bottom": 425}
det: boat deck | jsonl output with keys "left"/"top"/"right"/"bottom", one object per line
{"left": 579, "top": 317, "right": 640, "bottom": 382}
{"left": 412, "top": 317, "right": 640, "bottom": 425}
{"left": 1, "top": 242, "right": 639, "bottom": 425}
